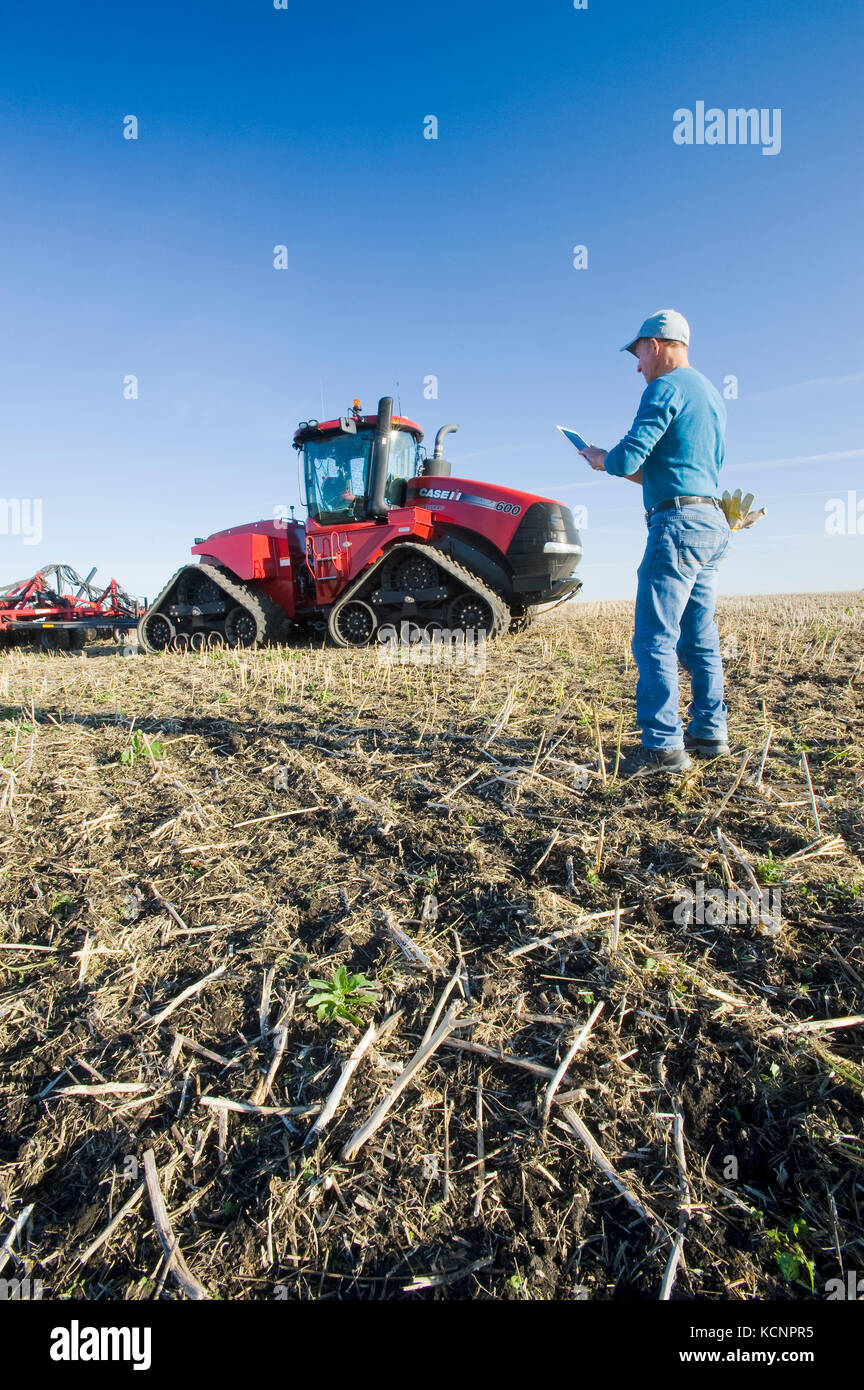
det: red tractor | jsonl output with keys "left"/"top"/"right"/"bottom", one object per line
{"left": 138, "top": 397, "right": 582, "bottom": 651}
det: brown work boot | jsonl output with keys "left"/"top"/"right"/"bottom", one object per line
{"left": 617, "top": 746, "right": 692, "bottom": 778}
{"left": 684, "top": 733, "right": 730, "bottom": 758}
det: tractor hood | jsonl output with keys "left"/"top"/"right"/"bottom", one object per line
{"left": 405, "top": 475, "right": 583, "bottom": 595}
{"left": 405, "top": 475, "right": 569, "bottom": 545}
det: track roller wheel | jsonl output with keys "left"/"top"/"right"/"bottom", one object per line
{"left": 330, "top": 599, "right": 377, "bottom": 647}
{"left": 138, "top": 611, "right": 175, "bottom": 653}
{"left": 225, "top": 605, "right": 259, "bottom": 648}
{"left": 383, "top": 550, "right": 439, "bottom": 593}
{"left": 176, "top": 568, "right": 224, "bottom": 608}
{"left": 447, "top": 592, "right": 494, "bottom": 635}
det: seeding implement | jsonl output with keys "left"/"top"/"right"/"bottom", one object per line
{"left": 138, "top": 397, "right": 583, "bottom": 652}
{"left": 0, "top": 564, "right": 143, "bottom": 651}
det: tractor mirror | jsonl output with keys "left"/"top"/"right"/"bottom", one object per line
{"left": 338, "top": 416, "right": 358, "bottom": 434}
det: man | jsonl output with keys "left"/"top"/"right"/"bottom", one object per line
{"left": 579, "top": 309, "right": 731, "bottom": 776}
{"left": 320, "top": 466, "right": 357, "bottom": 515}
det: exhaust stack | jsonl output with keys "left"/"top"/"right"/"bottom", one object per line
{"left": 368, "top": 396, "right": 393, "bottom": 518}
{"left": 425, "top": 422, "right": 459, "bottom": 477}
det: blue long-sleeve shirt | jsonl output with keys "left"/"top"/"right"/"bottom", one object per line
{"left": 603, "top": 366, "right": 726, "bottom": 513}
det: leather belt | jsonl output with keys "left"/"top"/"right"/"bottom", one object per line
{"left": 645, "top": 495, "right": 721, "bottom": 521}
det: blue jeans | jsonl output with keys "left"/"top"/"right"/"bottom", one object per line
{"left": 632, "top": 505, "right": 731, "bottom": 750}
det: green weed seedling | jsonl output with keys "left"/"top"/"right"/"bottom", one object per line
{"left": 307, "top": 964, "right": 378, "bottom": 1026}
{"left": 121, "top": 731, "right": 165, "bottom": 766}
{"left": 760, "top": 1060, "right": 782, "bottom": 1087}
{"left": 823, "top": 878, "right": 862, "bottom": 908}
{"left": 765, "top": 1218, "right": 815, "bottom": 1292}
{"left": 755, "top": 852, "right": 784, "bottom": 885}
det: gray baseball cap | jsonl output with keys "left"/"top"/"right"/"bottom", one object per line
{"left": 622, "top": 308, "right": 691, "bottom": 355}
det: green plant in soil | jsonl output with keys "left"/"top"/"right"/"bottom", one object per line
{"left": 306, "top": 964, "right": 378, "bottom": 1026}
{"left": 755, "top": 852, "right": 784, "bottom": 884}
{"left": 764, "top": 1218, "right": 815, "bottom": 1292}
{"left": 121, "top": 731, "right": 165, "bottom": 766}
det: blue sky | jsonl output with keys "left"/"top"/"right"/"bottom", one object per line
{"left": 0, "top": 0, "right": 861, "bottom": 602}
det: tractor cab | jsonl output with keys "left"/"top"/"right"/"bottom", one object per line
{"left": 294, "top": 398, "right": 426, "bottom": 526}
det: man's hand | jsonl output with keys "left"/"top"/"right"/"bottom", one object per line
{"left": 579, "top": 446, "right": 607, "bottom": 471}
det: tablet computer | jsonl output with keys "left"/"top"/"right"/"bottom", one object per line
{"left": 556, "top": 425, "right": 591, "bottom": 452}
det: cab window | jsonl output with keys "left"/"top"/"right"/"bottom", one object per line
{"left": 304, "top": 432, "right": 372, "bottom": 522}
{"left": 384, "top": 430, "right": 421, "bottom": 506}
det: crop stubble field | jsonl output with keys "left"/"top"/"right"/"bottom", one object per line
{"left": 0, "top": 591, "right": 862, "bottom": 1301}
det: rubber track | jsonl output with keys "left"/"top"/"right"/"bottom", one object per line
{"left": 200, "top": 565, "right": 290, "bottom": 645}
{"left": 327, "top": 541, "right": 510, "bottom": 646}
{"left": 138, "top": 564, "right": 289, "bottom": 651}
